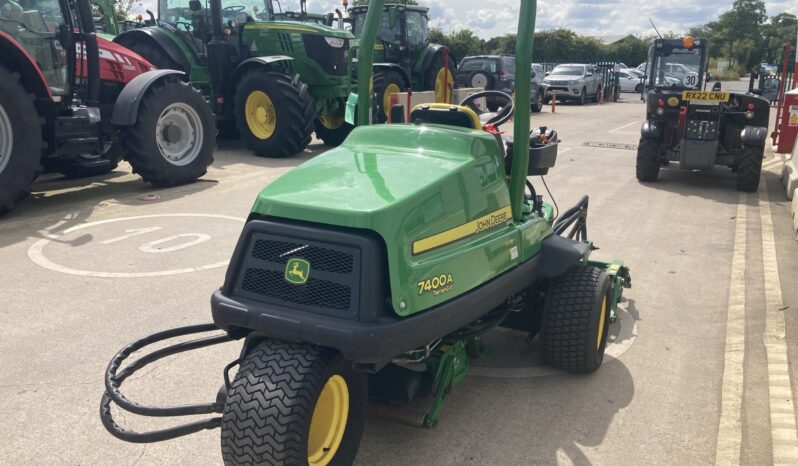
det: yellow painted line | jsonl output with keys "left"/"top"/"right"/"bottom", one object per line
{"left": 758, "top": 174, "right": 798, "bottom": 465}
{"left": 714, "top": 192, "right": 748, "bottom": 466}
{"left": 412, "top": 206, "right": 512, "bottom": 255}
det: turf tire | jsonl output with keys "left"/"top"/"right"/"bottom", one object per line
{"left": 124, "top": 79, "right": 215, "bottom": 186}
{"left": 636, "top": 137, "right": 660, "bottom": 182}
{"left": 235, "top": 70, "right": 314, "bottom": 157}
{"left": 221, "top": 339, "right": 367, "bottom": 466}
{"left": 541, "top": 266, "right": 612, "bottom": 373}
{"left": 0, "top": 68, "right": 43, "bottom": 215}
{"left": 373, "top": 70, "right": 406, "bottom": 123}
{"left": 736, "top": 145, "right": 763, "bottom": 192}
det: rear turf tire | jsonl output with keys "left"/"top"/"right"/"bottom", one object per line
{"left": 373, "top": 70, "right": 406, "bottom": 123}
{"left": 221, "top": 339, "right": 367, "bottom": 466}
{"left": 736, "top": 145, "right": 763, "bottom": 192}
{"left": 124, "top": 79, "right": 215, "bottom": 186}
{"left": 541, "top": 266, "right": 611, "bottom": 373}
{"left": 636, "top": 137, "right": 660, "bottom": 182}
{"left": 235, "top": 70, "right": 314, "bottom": 157}
{"left": 0, "top": 68, "right": 43, "bottom": 215}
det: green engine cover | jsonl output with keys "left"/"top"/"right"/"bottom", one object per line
{"left": 251, "top": 124, "right": 553, "bottom": 316}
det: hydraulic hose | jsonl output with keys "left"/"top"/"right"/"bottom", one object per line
{"left": 100, "top": 323, "right": 236, "bottom": 443}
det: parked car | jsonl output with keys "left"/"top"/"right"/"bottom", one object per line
{"left": 541, "top": 63, "right": 602, "bottom": 105}
{"left": 455, "top": 55, "right": 545, "bottom": 112}
{"left": 618, "top": 69, "right": 645, "bottom": 92}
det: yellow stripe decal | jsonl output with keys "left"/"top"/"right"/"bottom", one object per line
{"left": 412, "top": 206, "right": 512, "bottom": 255}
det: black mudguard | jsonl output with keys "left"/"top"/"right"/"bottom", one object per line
{"left": 374, "top": 62, "right": 411, "bottom": 89}
{"left": 640, "top": 120, "right": 662, "bottom": 139}
{"left": 115, "top": 28, "right": 192, "bottom": 73}
{"left": 740, "top": 126, "right": 768, "bottom": 146}
{"left": 111, "top": 69, "right": 184, "bottom": 126}
{"left": 228, "top": 56, "right": 294, "bottom": 84}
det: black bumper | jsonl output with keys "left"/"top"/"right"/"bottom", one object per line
{"left": 212, "top": 234, "right": 589, "bottom": 365}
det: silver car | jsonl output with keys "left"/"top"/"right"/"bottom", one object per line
{"left": 541, "top": 64, "right": 602, "bottom": 105}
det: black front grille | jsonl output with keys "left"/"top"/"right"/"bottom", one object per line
{"left": 303, "top": 35, "right": 348, "bottom": 76}
{"left": 251, "top": 239, "right": 353, "bottom": 274}
{"left": 242, "top": 268, "right": 352, "bottom": 310}
{"left": 233, "top": 231, "right": 361, "bottom": 319}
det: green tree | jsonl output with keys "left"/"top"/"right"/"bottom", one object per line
{"left": 714, "top": 0, "right": 768, "bottom": 68}
{"left": 114, "top": 0, "right": 138, "bottom": 20}
{"left": 445, "top": 29, "right": 484, "bottom": 61}
{"left": 761, "top": 13, "right": 797, "bottom": 68}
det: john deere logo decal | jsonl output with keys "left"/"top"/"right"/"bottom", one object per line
{"left": 285, "top": 258, "right": 310, "bottom": 285}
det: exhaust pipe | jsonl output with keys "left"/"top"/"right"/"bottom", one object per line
{"left": 75, "top": 0, "right": 100, "bottom": 106}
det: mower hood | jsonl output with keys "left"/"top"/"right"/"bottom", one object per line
{"left": 251, "top": 124, "right": 506, "bottom": 226}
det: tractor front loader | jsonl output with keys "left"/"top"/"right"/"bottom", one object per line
{"left": 100, "top": 0, "right": 632, "bottom": 464}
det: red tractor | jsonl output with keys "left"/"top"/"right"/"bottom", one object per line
{"left": 0, "top": 0, "right": 215, "bottom": 215}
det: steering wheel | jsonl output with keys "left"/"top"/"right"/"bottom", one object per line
{"left": 222, "top": 5, "right": 245, "bottom": 16}
{"left": 459, "top": 90, "right": 514, "bottom": 128}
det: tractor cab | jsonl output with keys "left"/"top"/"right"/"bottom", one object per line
{"left": 646, "top": 37, "right": 708, "bottom": 91}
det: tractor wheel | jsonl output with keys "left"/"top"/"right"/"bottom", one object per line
{"left": 595, "top": 84, "right": 603, "bottom": 103}
{"left": 634, "top": 83, "right": 643, "bottom": 93}
{"left": 314, "top": 114, "right": 353, "bottom": 147}
{"left": 124, "top": 79, "right": 214, "bottom": 186}
{"left": 235, "top": 70, "right": 314, "bottom": 157}
{"left": 58, "top": 144, "right": 124, "bottom": 179}
{"left": 424, "top": 51, "right": 456, "bottom": 103}
{"left": 736, "top": 145, "right": 763, "bottom": 192}
{"left": 577, "top": 87, "right": 586, "bottom": 105}
{"left": 119, "top": 36, "right": 182, "bottom": 71}
{"left": 0, "top": 68, "right": 43, "bottom": 215}
{"left": 635, "top": 137, "right": 660, "bottom": 182}
{"left": 541, "top": 266, "right": 611, "bottom": 373}
{"left": 531, "top": 89, "right": 544, "bottom": 113}
{"left": 221, "top": 339, "right": 367, "bottom": 466}
{"left": 373, "top": 70, "right": 406, "bottom": 123}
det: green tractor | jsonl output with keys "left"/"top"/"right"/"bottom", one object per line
{"left": 347, "top": 2, "right": 455, "bottom": 121}
{"left": 101, "top": 0, "right": 632, "bottom": 463}
{"left": 111, "top": 0, "right": 357, "bottom": 153}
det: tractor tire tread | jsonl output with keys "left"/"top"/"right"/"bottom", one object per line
{"left": 541, "top": 266, "right": 609, "bottom": 373}
{"left": 0, "top": 67, "right": 43, "bottom": 215}
{"left": 636, "top": 137, "right": 660, "bottom": 182}
{"left": 736, "top": 145, "right": 763, "bottom": 192}
{"left": 124, "top": 79, "right": 214, "bottom": 186}
{"left": 234, "top": 70, "right": 314, "bottom": 158}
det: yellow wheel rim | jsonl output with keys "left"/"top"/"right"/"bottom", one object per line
{"left": 319, "top": 114, "right": 344, "bottom": 130}
{"left": 434, "top": 68, "right": 454, "bottom": 103}
{"left": 382, "top": 83, "right": 401, "bottom": 116}
{"left": 597, "top": 296, "right": 607, "bottom": 350}
{"left": 244, "top": 90, "right": 276, "bottom": 140}
{"left": 308, "top": 375, "right": 349, "bottom": 466}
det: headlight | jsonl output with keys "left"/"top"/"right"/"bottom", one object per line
{"left": 324, "top": 37, "right": 346, "bottom": 48}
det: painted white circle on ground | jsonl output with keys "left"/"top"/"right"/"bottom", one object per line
{"left": 28, "top": 214, "right": 245, "bottom": 278}
{"left": 469, "top": 304, "right": 637, "bottom": 378}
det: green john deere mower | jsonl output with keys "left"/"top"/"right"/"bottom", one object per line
{"left": 111, "top": 0, "right": 356, "bottom": 153}
{"left": 100, "top": 0, "right": 631, "bottom": 463}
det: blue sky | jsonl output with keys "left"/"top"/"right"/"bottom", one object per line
{"left": 134, "top": 0, "right": 798, "bottom": 39}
